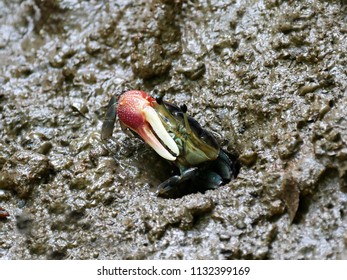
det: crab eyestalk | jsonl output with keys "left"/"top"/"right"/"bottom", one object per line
{"left": 117, "top": 90, "right": 179, "bottom": 161}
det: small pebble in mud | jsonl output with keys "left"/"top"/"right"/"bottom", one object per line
{"left": 18, "top": 200, "right": 26, "bottom": 208}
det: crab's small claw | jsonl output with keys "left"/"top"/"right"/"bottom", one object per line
{"left": 101, "top": 95, "right": 118, "bottom": 140}
{"left": 117, "top": 90, "right": 179, "bottom": 161}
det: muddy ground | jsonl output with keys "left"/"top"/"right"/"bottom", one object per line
{"left": 0, "top": 0, "right": 346, "bottom": 259}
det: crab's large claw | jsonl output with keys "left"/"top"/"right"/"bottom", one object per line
{"left": 117, "top": 90, "right": 179, "bottom": 161}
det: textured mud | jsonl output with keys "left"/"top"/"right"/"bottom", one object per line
{"left": 0, "top": 0, "right": 346, "bottom": 259}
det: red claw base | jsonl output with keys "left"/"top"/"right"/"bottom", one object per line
{"left": 117, "top": 90, "right": 156, "bottom": 132}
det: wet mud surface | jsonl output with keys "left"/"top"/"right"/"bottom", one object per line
{"left": 0, "top": 0, "right": 346, "bottom": 259}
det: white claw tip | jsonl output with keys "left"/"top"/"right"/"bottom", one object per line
{"left": 143, "top": 106, "right": 179, "bottom": 160}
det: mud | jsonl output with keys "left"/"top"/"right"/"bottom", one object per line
{"left": 0, "top": 0, "right": 346, "bottom": 259}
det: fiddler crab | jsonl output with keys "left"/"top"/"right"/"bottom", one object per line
{"left": 101, "top": 90, "right": 239, "bottom": 197}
